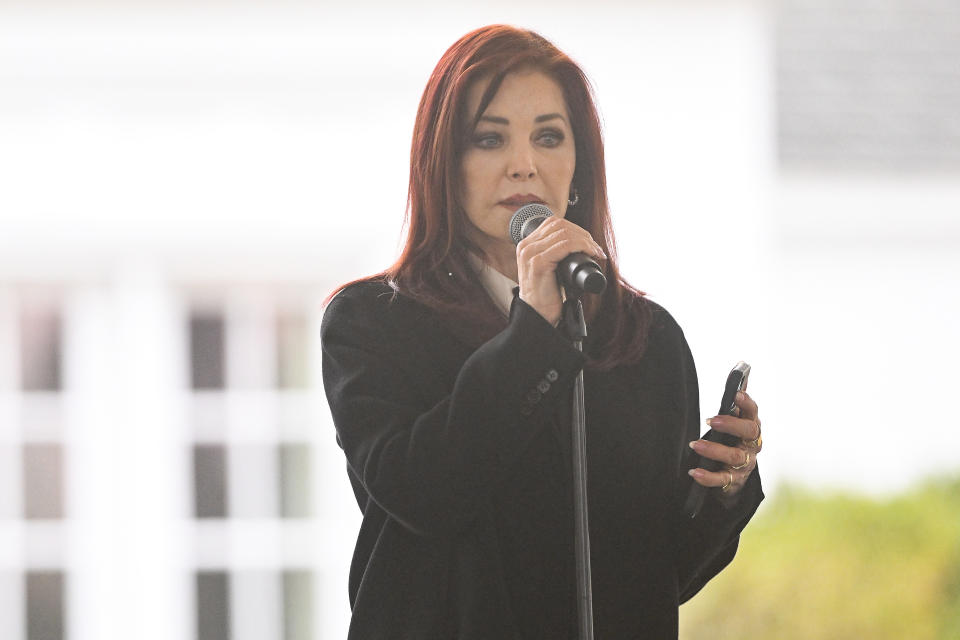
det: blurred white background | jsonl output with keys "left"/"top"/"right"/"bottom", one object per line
{"left": 1, "top": 1, "right": 958, "bottom": 638}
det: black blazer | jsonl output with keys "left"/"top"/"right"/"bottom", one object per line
{"left": 321, "top": 280, "right": 763, "bottom": 639}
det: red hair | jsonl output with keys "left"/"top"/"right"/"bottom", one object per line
{"left": 331, "top": 25, "right": 651, "bottom": 370}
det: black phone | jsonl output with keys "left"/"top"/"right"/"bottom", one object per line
{"left": 683, "top": 361, "right": 751, "bottom": 519}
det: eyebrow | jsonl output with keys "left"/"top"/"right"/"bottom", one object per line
{"left": 478, "top": 113, "right": 567, "bottom": 125}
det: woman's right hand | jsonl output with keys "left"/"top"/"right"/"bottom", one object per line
{"left": 516, "top": 216, "right": 606, "bottom": 326}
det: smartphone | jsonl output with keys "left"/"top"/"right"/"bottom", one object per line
{"left": 683, "top": 361, "right": 751, "bottom": 519}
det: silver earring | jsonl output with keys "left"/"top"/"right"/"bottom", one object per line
{"left": 568, "top": 187, "right": 579, "bottom": 207}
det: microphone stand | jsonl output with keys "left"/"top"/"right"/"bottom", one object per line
{"left": 562, "top": 289, "right": 595, "bottom": 640}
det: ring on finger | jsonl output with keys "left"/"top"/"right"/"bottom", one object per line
{"left": 721, "top": 471, "right": 734, "bottom": 492}
{"left": 730, "top": 450, "right": 751, "bottom": 470}
{"left": 743, "top": 421, "right": 762, "bottom": 450}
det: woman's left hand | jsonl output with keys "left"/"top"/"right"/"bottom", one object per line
{"left": 688, "top": 389, "right": 763, "bottom": 498}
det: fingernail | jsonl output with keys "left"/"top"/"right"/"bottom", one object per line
{"left": 688, "top": 469, "right": 703, "bottom": 479}
{"left": 689, "top": 440, "right": 702, "bottom": 451}
{"left": 736, "top": 391, "right": 745, "bottom": 401}
{"left": 705, "top": 418, "right": 714, "bottom": 427}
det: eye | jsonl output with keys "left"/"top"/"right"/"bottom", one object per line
{"left": 537, "top": 129, "right": 565, "bottom": 148}
{"left": 472, "top": 132, "right": 503, "bottom": 149}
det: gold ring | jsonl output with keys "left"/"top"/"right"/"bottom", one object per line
{"left": 721, "top": 471, "right": 734, "bottom": 492}
{"left": 743, "top": 421, "right": 762, "bottom": 450}
{"left": 730, "top": 451, "right": 750, "bottom": 470}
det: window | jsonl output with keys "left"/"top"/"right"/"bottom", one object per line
{"left": 276, "top": 311, "right": 309, "bottom": 390}
{"left": 26, "top": 571, "right": 64, "bottom": 640}
{"left": 19, "top": 303, "right": 61, "bottom": 392}
{"left": 193, "top": 570, "right": 315, "bottom": 640}
{"left": 282, "top": 570, "right": 314, "bottom": 640}
{"left": 279, "top": 444, "right": 312, "bottom": 519}
{"left": 189, "top": 295, "right": 320, "bottom": 638}
{"left": 196, "top": 571, "right": 230, "bottom": 640}
{"left": 191, "top": 313, "right": 225, "bottom": 390}
{"left": 23, "top": 444, "right": 63, "bottom": 520}
{"left": 194, "top": 444, "right": 228, "bottom": 519}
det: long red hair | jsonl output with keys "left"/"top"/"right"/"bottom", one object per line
{"left": 331, "top": 25, "right": 651, "bottom": 370}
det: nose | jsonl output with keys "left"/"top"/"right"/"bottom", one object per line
{"left": 507, "top": 144, "right": 536, "bottom": 180}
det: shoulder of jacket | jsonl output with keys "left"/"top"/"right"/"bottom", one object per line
{"left": 322, "top": 278, "right": 425, "bottom": 333}
{"left": 328, "top": 278, "right": 399, "bottom": 307}
{"left": 633, "top": 296, "right": 670, "bottom": 327}
{"left": 638, "top": 297, "right": 689, "bottom": 349}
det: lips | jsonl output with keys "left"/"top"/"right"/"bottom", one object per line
{"left": 498, "top": 194, "right": 546, "bottom": 209}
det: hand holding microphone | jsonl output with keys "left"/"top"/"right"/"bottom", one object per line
{"left": 509, "top": 203, "right": 607, "bottom": 326}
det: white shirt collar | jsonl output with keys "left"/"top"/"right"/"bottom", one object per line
{"left": 467, "top": 252, "right": 517, "bottom": 318}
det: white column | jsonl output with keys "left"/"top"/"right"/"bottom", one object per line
{"left": 0, "top": 570, "right": 24, "bottom": 640}
{"left": 228, "top": 443, "right": 279, "bottom": 519}
{"left": 0, "top": 288, "right": 22, "bottom": 522}
{"left": 232, "top": 570, "right": 281, "bottom": 640}
{"left": 225, "top": 291, "right": 281, "bottom": 518}
{"left": 64, "top": 284, "right": 121, "bottom": 640}
{"left": 226, "top": 291, "right": 276, "bottom": 391}
{"left": 64, "top": 262, "right": 192, "bottom": 640}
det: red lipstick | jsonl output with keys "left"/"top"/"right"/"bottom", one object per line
{"left": 498, "top": 193, "right": 545, "bottom": 208}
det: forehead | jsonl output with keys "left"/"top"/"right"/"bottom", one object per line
{"left": 466, "top": 69, "right": 569, "bottom": 122}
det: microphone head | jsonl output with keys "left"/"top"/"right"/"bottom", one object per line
{"left": 508, "top": 203, "right": 553, "bottom": 245}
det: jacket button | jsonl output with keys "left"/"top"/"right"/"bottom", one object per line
{"left": 546, "top": 369, "right": 559, "bottom": 382}
{"left": 526, "top": 389, "right": 542, "bottom": 404}
{"left": 537, "top": 379, "right": 551, "bottom": 393}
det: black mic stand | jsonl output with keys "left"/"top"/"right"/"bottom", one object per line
{"left": 561, "top": 288, "right": 595, "bottom": 640}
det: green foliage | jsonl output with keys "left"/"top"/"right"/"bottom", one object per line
{"left": 680, "top": 475, "right": 960, "bottom": 640}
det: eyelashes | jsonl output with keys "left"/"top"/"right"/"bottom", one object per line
{"left": 472, "top": 133, "right": 502, "bottom": 149}
{"left": 537, "top": 130, "right": 564, "bottom": 147}
{"left": 471, "top": 129, "right": 566, "bottom": 149}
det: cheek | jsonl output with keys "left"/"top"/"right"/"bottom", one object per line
{"left": 461, "top": 155, "right": 486, "bottom": 200}
{"left": 552, "top": 153, "right": 576, "bottom": 218}
{"left": 463, "top": 156, "right": 500, "bottom": 202}
{"left": 460, "top": 156, "right": 492, "bottom": 229}
{"left": 548, "top": 154, "right": 577, "bottom": 190}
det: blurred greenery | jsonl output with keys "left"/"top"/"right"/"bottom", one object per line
{"left": 680, "top": 474, "right": 960, "bottom": 639}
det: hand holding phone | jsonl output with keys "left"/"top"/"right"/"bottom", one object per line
{"left": 683, "top": 361, "right": 751, "bottom": 519}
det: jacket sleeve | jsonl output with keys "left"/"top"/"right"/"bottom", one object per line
{"left": 671, "top": 322, "right": 765, "bottom": 603}
{"left": 321, "top": 285, "right": 586, "bottom": 538}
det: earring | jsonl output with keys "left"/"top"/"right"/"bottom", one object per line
{"left": 568, "top": 187, "right": 579, "bottom": 207}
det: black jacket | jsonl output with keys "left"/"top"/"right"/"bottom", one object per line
{"left": 321, "top": 280, "right": 763, "bottom": 639}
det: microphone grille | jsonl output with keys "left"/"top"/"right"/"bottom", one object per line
{"left": 508, "top": 203, "right": 553, "bottom": 245}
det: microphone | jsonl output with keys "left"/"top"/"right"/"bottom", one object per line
{"left": 508, "top": 203, "right": 607, "bottom": 295}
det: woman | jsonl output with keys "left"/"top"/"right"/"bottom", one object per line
{"left": 321, "top": 25, "right": 764, "bottom": 639}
